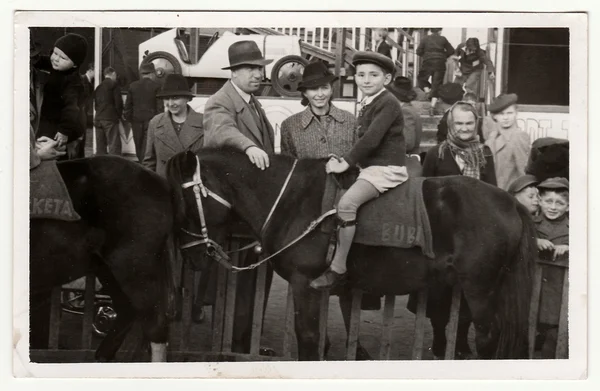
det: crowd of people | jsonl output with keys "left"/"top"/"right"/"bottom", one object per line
{"left": 29, "top": 31, "right": 569, "bottom": 359}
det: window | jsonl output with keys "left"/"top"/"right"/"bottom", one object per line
{"left": 506, "top": 28, "right": 569, "bottom": 106}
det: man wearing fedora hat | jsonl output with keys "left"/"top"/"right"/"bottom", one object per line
{"left": 143, "top": 74, "right": 204, "bottom": 177}
{"left": 204, "top": 40, "right": 275, "bottom": 170}
{"left": 124, "top": 63, "right": 163, "bottom": 162}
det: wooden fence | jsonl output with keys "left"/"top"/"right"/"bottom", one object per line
{"left": 30, "top": 240, "right": 568, "bottom": 362}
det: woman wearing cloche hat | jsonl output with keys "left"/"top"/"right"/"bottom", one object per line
{"left": 143, "top": 74, "right": 204, "bottom": 177}
{"left": 280, "top": 61, "right": 357, "bottom": 160}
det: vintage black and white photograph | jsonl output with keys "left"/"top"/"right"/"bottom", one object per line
{"left": 12, "top": 9, "right": 588, "bottom": 380}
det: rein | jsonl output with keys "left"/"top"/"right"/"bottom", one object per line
{"left": 179, "top": 155, "right": 334, "bottom": 272}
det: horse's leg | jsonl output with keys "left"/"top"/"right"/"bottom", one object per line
{"left": 29, "top": 291, "right": 52, "bottom": 350}
{"left": 338, "top": 291, "right": 371, "bottom": 360}
{"left": 232, "top": 252, "right": 274, "bottom": 355}
{"left": 291, "top": 276, "right": 323, "bottom": 361}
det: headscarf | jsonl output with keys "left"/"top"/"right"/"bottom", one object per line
{"left": 438, "top": 102, "right": 487, "bottom": 179}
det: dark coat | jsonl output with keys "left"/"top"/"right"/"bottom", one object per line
{"left": 123, "top": 77, "right": 162, "bottom": 123}
{"left": 204, "top": 80, "right": 275, "bottom": 154}
{"left": 143, "top": 106, "right": 204, "bottom": 177}
{"left": 94, "top": 78, "right": 123, "bottom": 122}
{"left": 36, "top": 56, "right": 85, "bottom": 141}
{"left": 422, "top": 143, "right": 497, "bottom": 186}
{"left": 401, "top": 102, "right": 422, "bottom": 154}
{"left": 376, "top": 40, "right": 392, "bottom": 59}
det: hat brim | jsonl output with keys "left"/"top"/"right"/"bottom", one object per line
{"left": 538, "top": 183, "right": 569, "bottom": 190}
{"left": 222, "top": 58, "right": 273, "bottom": 70}
{"left": 510, "top": 179, "right": 539, "bottom": 194}
{"left": 297, "top": 74, "right": 338, "bottom": 91}
{"left": 156, "top": 90, "right": 194, "bottom": 98}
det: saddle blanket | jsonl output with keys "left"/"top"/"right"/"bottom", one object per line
{"left": 354, "top": 177, "right": 435, "bottom": 258}
{"left": 30, "top": 161, "right": 80, "bottom": 221}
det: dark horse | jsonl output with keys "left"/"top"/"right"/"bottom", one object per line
{"left": 30, "top": 156, "right": 176, "bottom": 362}
{"left": 166, "top": 148, "right": 537, "bottom": 360}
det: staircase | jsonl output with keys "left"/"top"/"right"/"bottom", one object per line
{"left": 412, "top": 101, "right": 443, "bottom": 154}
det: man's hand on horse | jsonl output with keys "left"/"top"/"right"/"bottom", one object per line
{"left": 325, "top": 157, "right": 349, "bottom": 174}
{"left": 246, "top": 146, "right": 270, "bottom": 170}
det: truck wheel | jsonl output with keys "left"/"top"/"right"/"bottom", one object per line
{"left": 141, "top": 51, "right": 182, "bottom": 83}
{"left": 270, "top": 55, "right": 309, "bottom": 97}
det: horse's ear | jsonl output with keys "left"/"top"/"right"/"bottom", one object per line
{"left": 181, "top": 151, "right": 198, "bottom": 178}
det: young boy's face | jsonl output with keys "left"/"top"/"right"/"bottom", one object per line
{"left": 514, "top": 186, "right": 540, "bottom": 215}
{"left": 539, "top": 190, "right": 569, "bottom": 220}
{"left": 51, "top": 47, "right": 75, "bottom": 71}
{"left": 492, "top": 104, "right": 518, "bottom": 129}
{"left": 355, "top": 63, "right": 391, "bottom": 97}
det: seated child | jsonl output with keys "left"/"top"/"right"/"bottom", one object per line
{"left": 310, "top": 51, "right": 408, "bottom": 290}
{"left": 534, "top": 177, "right": 569, "bottom": 358}
{"left": 507, "top": 174, "right": 540, "bottom": 216}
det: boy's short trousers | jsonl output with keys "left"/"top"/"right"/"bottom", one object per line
{"left": 358, "top": 165, "right": 409, "bottom": 193}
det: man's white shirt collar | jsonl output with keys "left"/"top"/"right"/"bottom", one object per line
{"left": 231, "top": 80, "right": 252, "bottom": 104}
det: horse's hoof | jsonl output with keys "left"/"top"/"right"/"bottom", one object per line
{"left": 433, "top": 355, "right": 443, "bottom": 360}
{"left": 259, "top": 347, "right": 277, "bottom": 357}
{"left": 356, "top": 346, "right": 372, "bottom": 361}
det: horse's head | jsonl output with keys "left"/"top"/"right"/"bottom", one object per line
{"left": 166, "top": 150, "right": 233, "bottom": 270}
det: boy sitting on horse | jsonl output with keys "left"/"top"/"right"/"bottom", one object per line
{"left": 310, "top": 51, "right": 408, "bottom": 290}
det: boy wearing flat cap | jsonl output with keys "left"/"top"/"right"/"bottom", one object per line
{"left": 311, "top": 51, "right": 408, "bottom": 290}
{"left": 484, "top": 93, "right": 531, "bottom": 190}
{"left": 507, "top": 174, "right": 540, "bottom": 216}
{"left": 534, "top": 177, "right": 569, "bottom": 358}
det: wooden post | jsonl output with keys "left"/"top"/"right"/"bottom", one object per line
{"left": 93, "top": 27, "right": 102, "bottom": 155}
{"left": 555, "top": 269, "right": 569, "bottom": 359}
{"left": 80, "top": 273, "right": 96, "bottom": 349}
{"left": 211, "top": 263, "right": 228, "bottom": 352}
{"left": 379, "top": 295, "right": 396, "bottom": 360}
{"left": 412, "top": 30, "right": 420, "bottom": 88}
{"left": 249, "top": 263, "right": 267, "bottom": 356}
{"left": 318, "top": 291, "right": 329, "bottom": 360}
{"left": 346, "top": 289, "right": 362, "bottom": 360}
{"left": 528, "top": 264, "right": 544, "bottom": 358}
{"left": 47, "top": 288, "right": 62, "bottom": 350}
{"left": 411, "top": 288, "right": 428, "bottom": 360}
{"left": 444, "top": 285, "right": 462, "bottom": 360}
{"left": 189, "top": 28, "right": 199, "bottom": 94}
{"left": 222, "top": 240, "right": 241, "bottom": 352}
{"left": 334, "top": 28, "right": 347, "bottom": 99}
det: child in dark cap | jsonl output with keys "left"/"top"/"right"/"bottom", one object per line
{"left": 310, "top": 51, "right": 408, "bottom": 290}
{"left": 534, "top": 177, "right": 569, "bottom": 358}
{"left": 507, "top": 174, "right": 540, "bottom": 216}
{"left": 34, "top": 33, "right": 88, "bottom": 157}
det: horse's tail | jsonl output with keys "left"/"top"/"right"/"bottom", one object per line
{"left": 495, "top": 202, "right": 537, "bottom": 358}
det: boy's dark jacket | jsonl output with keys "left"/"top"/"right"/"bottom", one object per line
{"left": 35, "top": 56, "right": 85, "bottom": 141}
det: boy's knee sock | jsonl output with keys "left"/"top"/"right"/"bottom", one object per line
{"left": 330, "top": 225, "right": 356, "bottom": 274}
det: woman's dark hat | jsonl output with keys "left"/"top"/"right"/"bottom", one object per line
{"left": 387, "top": 76, "right": 417, "bottom": 102}
{"left": 507, "top": 174, "right": 539, "bottom": 195}
{"left": 438, "top": 83, "right": 465, "bottom": 105}
{"left": 298, "top": 61, "right": 337, "bottom": 91}
{"left": 489, "top": 93, "right": 518, "bottom": 114}
{"left": 54, "top": 33, "right": 88, "bottom": 67}
{"left": 156, "top": 74, "right": 193, "bottom": 98}
{"left": 352, "top": 51, "right": 395, "bottom": 75}
{"left": 222, "top": 40, "right": 273, "bottom": 70}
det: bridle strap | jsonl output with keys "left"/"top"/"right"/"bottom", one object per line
{"left": 260, "top": 159, "right": 298, "bottom": 238}
{"left": 181, "top": 155, "right": 232, "bottom": 209}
